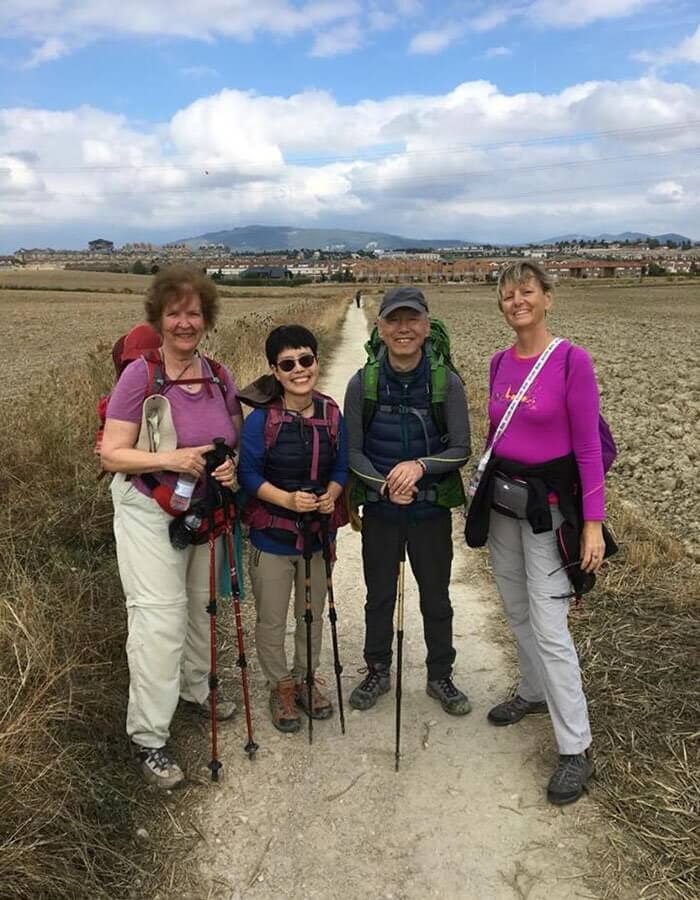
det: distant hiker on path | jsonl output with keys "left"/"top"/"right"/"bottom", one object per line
{"left": 238, "top": 326, "right": 349, "bottom": 734}
{"left": 465, "top": 260, "right": 607, "bottom": 806}
{"left": 344, "top": 286, "right": 472, "bottom": 715}
{"left": 355, "top": 290, "right": 362, "bottom": 308}
{"left": 100, "top": 265, "right": 242, "bottom": 789}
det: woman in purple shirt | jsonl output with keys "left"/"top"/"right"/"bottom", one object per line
{"left": 100, "top": 265, "right": 242, "bottom": 790}
{"left": 474, "top": 261, "right": 606, "bottom": 805}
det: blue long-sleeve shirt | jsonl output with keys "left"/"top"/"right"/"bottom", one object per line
{"left": 239, "top": 407, "right": 349, "bottom": 555}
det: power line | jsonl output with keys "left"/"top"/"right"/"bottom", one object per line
{"left": 7, "top": 118, "right": 700, "bottom": 175}
{"left": 4, "top": 145, "right": 697, "bottom": 201}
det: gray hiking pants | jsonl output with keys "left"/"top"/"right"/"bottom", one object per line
{"left": 488, "top": 507, "right": 592, "bottom": 755}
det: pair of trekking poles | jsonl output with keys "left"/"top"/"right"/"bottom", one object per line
{"left": 204, "top": 466, "right": 347, "bottom": 779}
{"left": 304, "top": 503, "right": 408, "bottom": 770}
{"left": 300, "top": 490, "right": 346, "bottom": 745}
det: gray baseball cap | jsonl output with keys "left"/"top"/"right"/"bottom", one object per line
{"left": 378, "top": 286, "right": 429, "bottom": 319}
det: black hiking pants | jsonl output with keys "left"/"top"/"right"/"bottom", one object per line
{"left": 361, "top": 508, "right": 456, "bottom": 680}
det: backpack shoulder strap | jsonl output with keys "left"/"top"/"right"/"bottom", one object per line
{"left": 312, "top": 390, "right": 341, "bottom": 447}
{"left": 263, "top": 399, "right": 286, "bottom": 450}
{"left": 361, "top": 334, "right": 383, "bottom": 431}
{"left": 203, "top": 355, "right": 228, "bottom": 397}
{"left": 143, "top": 349, "right": 166, "bottom": 396}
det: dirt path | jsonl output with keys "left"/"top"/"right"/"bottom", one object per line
{"left": 191, "top": 304, "right": 600, "bottom": 900}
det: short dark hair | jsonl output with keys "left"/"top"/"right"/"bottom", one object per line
{"left": 265, "top": 325, "right": 318, "bottom": 366}
{"left": 144, "top": 264, "right": 219, "bottom": 331}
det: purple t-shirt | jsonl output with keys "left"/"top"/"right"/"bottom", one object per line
{"left": 106, "top": 356, "right": 242, "bottom": 499}
{"left": 488, "top": 342, "right": 605, "bottom": 521}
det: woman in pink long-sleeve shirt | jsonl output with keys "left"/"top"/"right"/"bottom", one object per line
{"left": 483, "top": 260, "right": 606, "bottom": 807}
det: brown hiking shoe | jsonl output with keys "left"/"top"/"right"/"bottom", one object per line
{"left": 295, "top": 677, "right": 334, "bottom": 720}
{"left": 269, "top": 678, "right": 302, "bottom": 733}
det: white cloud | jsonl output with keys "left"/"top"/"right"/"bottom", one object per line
{"left": 470, "top": 9, "right": 511, "bottom": 32}
{"left": 310, "top": 21, "right": 363, "bottom": 57}
{"left": 482, "top": 45, "right": 512, "bottom": 59}
{"left": 647, "top": 180, "right": 685, "bottom": 204}
{"left": 1, "top": 77, "right": 699, "bottom": 245}
{"left": 634, "top": 24, "right": 700, "bottom": 67}
{"left": 23, "top": 37, "right": 71, "bottom": 68}
{"left": 527, "top": 0, "right": 652, "bottom": 28}
{"left": 409, "top": 23, "right": 464, "bottom": 54}
{"left": 2, "top": 0, "right": 362, "bottom": 63}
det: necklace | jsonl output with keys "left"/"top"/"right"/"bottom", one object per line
{"left": 162, "top": 353, "right": 198, "bottom": 393}
{"left": 285, "top": 399, "right": 314, "bottom": 416}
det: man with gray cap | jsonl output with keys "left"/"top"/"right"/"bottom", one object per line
{"left": 344, "top": 286, "right": 472, "bottom": 715}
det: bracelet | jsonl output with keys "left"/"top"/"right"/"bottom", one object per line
{"left": 415, "top": 459, "right": 427, "bottom": 473}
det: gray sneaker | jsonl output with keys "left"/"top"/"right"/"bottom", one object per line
{"left": 131, "top": 743, "right": 184, "bottom": 789}
{"left": 547, "top": 750, "right": 594, "bottom": 805}
{"left": 426, "top": 676, "right": 472, "bottom": 716}
{"left": 184, "top": 691, "right": 237, "bottom": 721}
{"left": 349, "top": 664, "right": 391, "bottom": 710}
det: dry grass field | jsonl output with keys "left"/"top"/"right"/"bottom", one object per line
{"left": 0, "top": 273, "right": 352, "bottom": 398}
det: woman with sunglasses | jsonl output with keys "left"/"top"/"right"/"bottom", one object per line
{"left": 238, "top": 325, "right": 348, "bottom": 733}
{"left": 466, "top": 261, "right": 607, "bottom": 806}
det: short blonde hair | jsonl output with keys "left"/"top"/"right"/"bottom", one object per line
{"left": 496, "top": 261, "right": 554, "bottom": 305}
{"left": 145, "top": 264, "right": 219, "bottom": 331}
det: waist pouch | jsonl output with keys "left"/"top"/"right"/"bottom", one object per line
{"left": 491, "top": 472, "right": 529, "bottom": 519}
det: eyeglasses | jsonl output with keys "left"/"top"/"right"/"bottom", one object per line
{"left": 275, "top": 353, "right": 316, "bottom": 373}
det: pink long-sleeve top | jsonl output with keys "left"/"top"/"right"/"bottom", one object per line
{"left": 488, "top": 341, "right": 605, "bottom": 521}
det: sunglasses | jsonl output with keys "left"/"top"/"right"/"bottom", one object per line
{"left": 275, "top": 353, "right": 317, "bottom": 373}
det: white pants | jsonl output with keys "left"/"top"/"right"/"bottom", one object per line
{"left": 488, "top": 507, "right": 592, "bottom": 755}
{"left": 111, "top": 475, "right": 220, "bottom": 748}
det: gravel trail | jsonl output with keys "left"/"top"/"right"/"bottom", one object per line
{"left": 191, "top": 303, "right": 602, "bottom": 900}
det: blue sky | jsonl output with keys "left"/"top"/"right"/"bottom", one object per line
{"left": 1, "top": 1, "right": 699, "bottom": 251}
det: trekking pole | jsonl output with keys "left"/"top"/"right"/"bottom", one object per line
{"left": 394, "top": 532, "right": 407, "bottom": 773}
{"left": 221, "top": 486, "right": 259, "bottom": 760}
{"left": 301, "top": 510, "right": 315, "bottom": 745}
{"left": 319, "top": 514, "right": 345, "bottom": 735}
{"left": 206, "top": 491, "right": 222, "bottom": 781}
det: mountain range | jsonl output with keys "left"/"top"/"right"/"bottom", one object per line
{"left": 540, "top": 231, "right": 692, "bottom": 244}
{"left": 173, "top": 225, "right": 480, "bottom": 252}
{"left": 173, "top": 225, "right": 694, "bottom": 252}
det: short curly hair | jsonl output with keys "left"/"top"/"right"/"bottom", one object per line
{"left": 144, "top": 264, "right": 220, "bottom": 331}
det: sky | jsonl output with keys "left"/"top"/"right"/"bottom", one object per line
{"left": 1, "top": 0, "right": 699, "bottom": 252}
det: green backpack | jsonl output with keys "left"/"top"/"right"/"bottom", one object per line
{"left": 353, "top": 317, "right": 466, "bottom": 511}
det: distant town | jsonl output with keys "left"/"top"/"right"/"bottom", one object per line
{"left": 2, "top": 234, "right": 699, "bottom": 283}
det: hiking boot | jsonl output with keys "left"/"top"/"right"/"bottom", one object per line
{"left": 349, "top": 663, "right": 391, "bottom": 710}
{"left": 185, "top": 691, "right": 237, "bottom": 721}
{"left": 131, "top": 743, "right": 184, "bottom": 790}
{"left": 295, "top": 677, "right": 334, "bottom": 720}
{"left": 269, "top": 679, "right": 302, "bottom": 733}
{"left": 547, "top": 750, "right": 595, "bottom": 805}
{"left": 487, "top": 694, "right": 548, "bottom": 727}
{"left": 426, "top": 676, "right": 472, "bottom": 716}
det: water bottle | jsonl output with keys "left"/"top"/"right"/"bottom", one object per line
{"left": 171, "top": 473, "right": 196, "bottom": 511}
{"left": 169, "top": 509, "right": 203, "bottom": 550}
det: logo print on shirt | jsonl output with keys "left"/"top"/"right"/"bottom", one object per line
{"left": 494, "top": 384, "right": 538, "bottom": 409}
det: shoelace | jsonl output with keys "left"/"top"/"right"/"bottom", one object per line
{"left": 553, "top": 755, "right": 586, "bottom": 783}
{"left": 145, "top": 747, "right": 176, "bottom": 772}
{"left": 435, "top": 677, "right": 459, "bottom": 698}
{"left": 360, "top": 669, "right": 385, "bottom": 691}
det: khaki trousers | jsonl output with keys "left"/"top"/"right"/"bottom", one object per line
{"left": 111, "top": 475, "right": 220, "bottom": 748}
{"left": 249, "top": 545, "right": 329, "bottom": 686}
